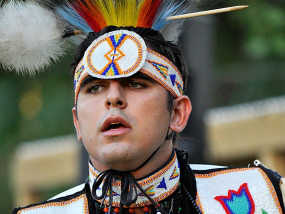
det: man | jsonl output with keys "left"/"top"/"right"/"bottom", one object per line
{"left": 0, "top": 1, "right": 284, "bottom": 214}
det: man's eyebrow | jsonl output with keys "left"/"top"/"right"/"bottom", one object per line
{"left": 80, "top": 76, "right": 99, "bottom": 89}
{"left": 79, "top": 72, "right": 155, "bottom": 89}
{"left": 130, "top": 72, "right": 156, "bottom": 83}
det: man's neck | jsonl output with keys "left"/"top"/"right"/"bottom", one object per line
{"left": 90, "top": 141, "right": 173, "bottom": 179}
{"left": 88, "top": 144, "right": 180, "bottom": 210}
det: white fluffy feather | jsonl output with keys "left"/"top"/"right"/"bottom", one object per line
{"left": 0, "top": 1, "right": 65, "bottom": 73}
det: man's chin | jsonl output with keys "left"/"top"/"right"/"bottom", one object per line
{"left": 100, "top": 159, "right": 140, "bottom": 172}
{"left": 96, "top": 150, "right": 147, "bottom": 171}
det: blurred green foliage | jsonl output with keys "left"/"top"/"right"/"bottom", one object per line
{"left": 218, "top": 0, "right": 285, "bottom": 61}
{"left": 0, "top": 54, "right": 75, "bottom": 212}
{"left": 242, "top": 1, "right": 285, "bottom": 60}
{"left": 213, "top": 0, "right": 285, "bottom": 106}
{"left": 0, "top": 0, "right": 285, "bottom": 213}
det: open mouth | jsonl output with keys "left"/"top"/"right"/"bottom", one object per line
{"left": 105, "top": 122, "right": 125, "bottom": 131}
{"left": 101, "top": 117, "right": 131, "bottom": 134}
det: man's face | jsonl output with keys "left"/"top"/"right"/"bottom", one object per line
{"left": 73, "top": 73, "right": 173, "bottom": 171}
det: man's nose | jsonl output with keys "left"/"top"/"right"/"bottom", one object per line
{"left": 105, "top": 81, "right": 127, "bottom": 109}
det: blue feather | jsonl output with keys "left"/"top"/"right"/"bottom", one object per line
{"left": 152, "top": 0, "right": 190, "bottom": 31}
{"left": 55, "top": 6, "right": 92, "bottom": 33}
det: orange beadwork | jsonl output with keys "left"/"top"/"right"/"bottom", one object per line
{"left": 103, "top": 207, "right": 109, "bottom": 213}
{"left": 18, "top": 194, "right": 88, "bottom": 214}
{"left": 114, "top": 207, "right": 120, "bottom": 213}
{"left": 143, "top": 206, "right": 150, "bottom": 212}
{"left": 88, "top": 152, "right": 180, "bottom": 207}
{"left": 85, "top": 32, "right": 145, "bottom": 77}
{"left": 129, "top": 208, "right": 135, "bottom": 213}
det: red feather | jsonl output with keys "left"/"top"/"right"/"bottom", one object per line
{"left": 137, "top": 0, "right": 163, "bottom": 28}
{"left": 72, "top": 1, "right": 106, "bottom": 32}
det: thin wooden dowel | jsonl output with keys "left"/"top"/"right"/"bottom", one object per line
{"left": 167, "top": 5, "right": 248, "bottom": 20}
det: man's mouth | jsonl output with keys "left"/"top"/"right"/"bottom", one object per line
{"left": 101, "top": 117, "right": 131, "bottom": 136}
{"left": 105, "top": 122, "right": 126, "bottom": 131}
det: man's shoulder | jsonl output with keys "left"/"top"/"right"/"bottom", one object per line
{"left": 190, "top": 163, "right": 285, "bottom": 213}
{"left": 13, "top": 184, "right": 88, "bottom": 214}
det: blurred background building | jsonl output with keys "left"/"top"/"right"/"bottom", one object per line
{"left": 1, "top": 0, "right": 285, "bottom": 213}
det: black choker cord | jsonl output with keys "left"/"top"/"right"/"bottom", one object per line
{"left": 91, "top": 151, "right": 176, "bottom": 213}
{"left": 131, "top": 145, "right": 161, "bottom": 172}
{"left": 132, "top": 121, "right": 173, "bottom": 172}
{"left": 91, "top": 149, "right": 200, "bottom": 214}
{"left": 92, "top": 170, "right": 137, "bottom": 206}
{"left": 91, "top": 126, "right": 171, "bottom": 213}
{"left": 92, "top": 170, "right": 164, "bottom": 213}
{"left": 132, "top": 120, "right": 173, "bottom": 173}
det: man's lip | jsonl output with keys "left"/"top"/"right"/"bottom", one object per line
{"left": 102, "top": 127, "right": 131, "bottom": 137}
{"left": 101, "top": 116, "right": 131, "bottom": 132}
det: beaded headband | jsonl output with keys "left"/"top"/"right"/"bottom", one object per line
{"left": 74, "top": 30, "right": 184, "bottom": 101}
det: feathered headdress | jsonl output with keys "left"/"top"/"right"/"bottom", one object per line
{"left": 0, "top": 0, "right": 189, "bottom": 73}
{"left": 54, "top": 0, "right": 190, "bottom": 33}
{"left": 0, "top": 0, "right": 247, "bottom": 73}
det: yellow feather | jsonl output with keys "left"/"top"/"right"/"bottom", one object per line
{"left": 120, "top": 0, "right": 138, "bottom": 27}
{"left": 93, "top": 0, "right": 139, "bottom": 27}
{"left": 94, "top": 0, "right": 116, "bottom": 25}
{"left": 115, "top": 0, "right": 125, "bottom": 26}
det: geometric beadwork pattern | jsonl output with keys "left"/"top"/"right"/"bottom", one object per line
{"left": 215, "top": 183, "right": 255, "bottom": 214}
{"left": 195, "top": 168, "right": 283, "bottom": 214}
{"left": 74, "top": 62, "right": 84, "bottom": 89}
{"left": 148, "top": 60, "right": 169, "bottom": 80}
{"left": 86, "top": 31, "right": 146, "bottom": 78}
{"left": 88, "top": 153, "right": 180, "bottom": 207}
{"left": 145, "top": 185, "right": 156, "bottom": 197}
{"left": 169, "top": 166, "right": 179, "bottom": 180}
{"left": 141, "top": 49, "right": 183, "bottom": 98}
{"left": 74, "top": 30, "right": 184, "bottom": 102}
{"left": 157, "top": 178, "right": 167, "bottom": 190}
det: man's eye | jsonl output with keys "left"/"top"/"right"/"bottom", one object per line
{"left": 128, "top": 81, "right": 145, "bottom": 88}
{"left": 87, "top": 84, "right": 103, "bottom": 93}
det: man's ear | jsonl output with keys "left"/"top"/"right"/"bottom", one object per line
{"left": 72, "top": 106, "right": 82, "bottom": 141}
{"left": 169, "top": 96, "right": 192, "bottom": 133}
